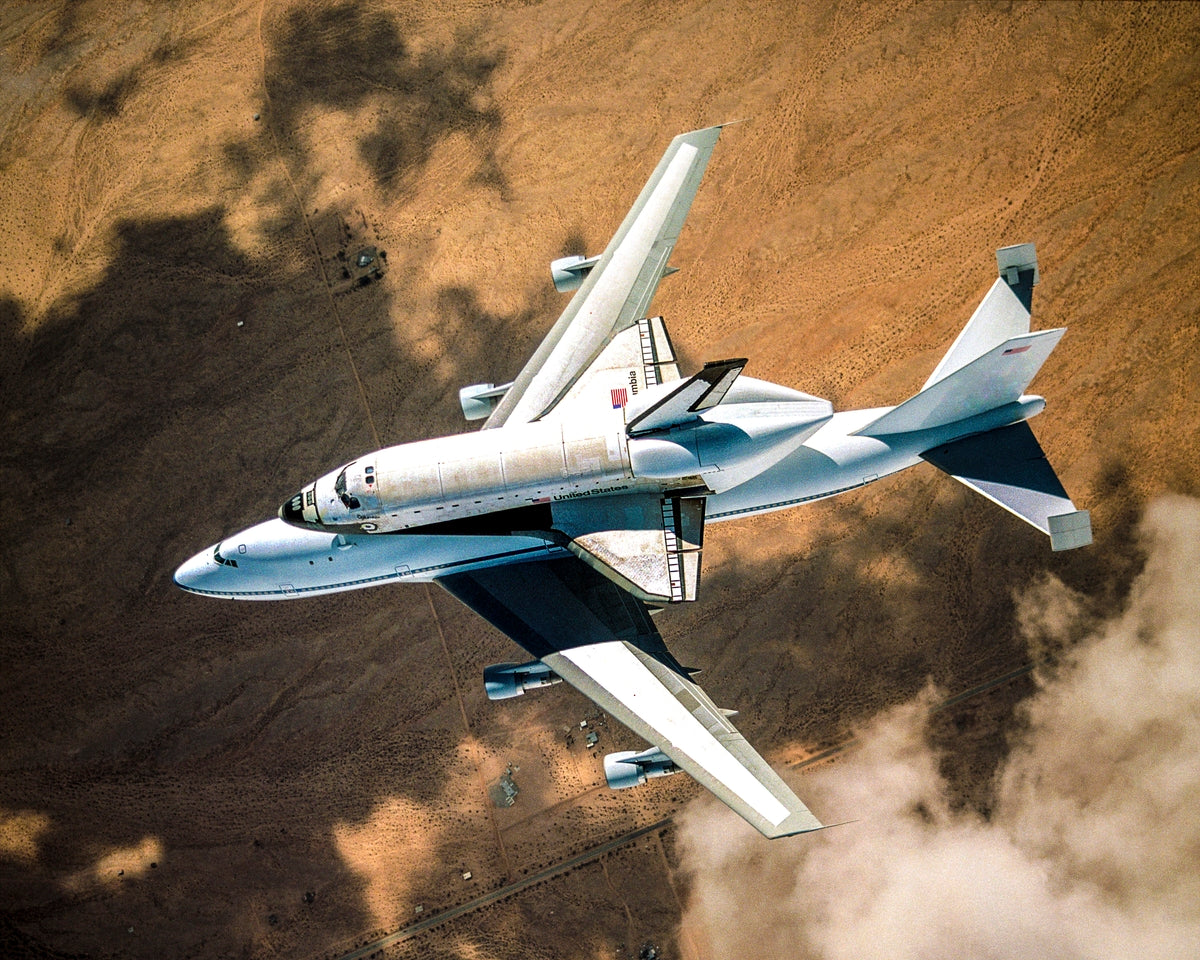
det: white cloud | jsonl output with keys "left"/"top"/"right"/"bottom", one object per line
{"left": 677, "top": 496, "right": 1200, "bottom": 960}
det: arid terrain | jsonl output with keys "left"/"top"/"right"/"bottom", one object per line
{"left": 1, "top": 2, "right": 1197, "bottom": 958}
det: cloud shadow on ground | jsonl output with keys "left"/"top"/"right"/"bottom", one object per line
{"left": 263, "top": 4, "right": 504, "bottom": 193}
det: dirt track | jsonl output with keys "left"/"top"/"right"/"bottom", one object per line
{"left": 1, "top": 2, "right": 1197, "bottom": 958}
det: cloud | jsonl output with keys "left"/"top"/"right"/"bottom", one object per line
{"left": 676, "top": 495, "right": 1200, "bottom": 960}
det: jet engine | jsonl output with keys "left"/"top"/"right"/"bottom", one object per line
{"left": 550, "top": 254, "right": 600, "bottom": 293}
{"left": 483, "top": 661, "right": 562, "bottom": 700}
{"left": 603, "top": 747, "right": 681, "bottom": 789}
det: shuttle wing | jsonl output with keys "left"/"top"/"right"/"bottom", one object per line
{"left": 484, "top": 126, "right": 727, "bottom": 429}
{"left": 438, "top": 556, "right": 824, "bottom": 839}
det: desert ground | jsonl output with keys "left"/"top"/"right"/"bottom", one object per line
{"left": 1, "top": 1, "right": 1197, "bottom": 958}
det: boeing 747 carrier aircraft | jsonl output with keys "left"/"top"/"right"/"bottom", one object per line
{"left": 176, "top": 125, "right": 1090, "bottom": 839}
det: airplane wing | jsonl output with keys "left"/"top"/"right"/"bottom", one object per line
{"left": 483, "top": 125, "right": 727, "bottom": 429}
{"left": 438, "top": 556, "right": 825, "bottom": 839}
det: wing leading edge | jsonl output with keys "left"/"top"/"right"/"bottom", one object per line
{"left": 485, "top": 125, "right": 728, "bottom": 430}
{"left": 438, "top": 556, "right": 824, "bottom": 839}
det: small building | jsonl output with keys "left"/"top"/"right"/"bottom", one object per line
{"left": 488, "top": 771, "right": 520, "bottom": 808}
{"left": 461, "top": 870, "right": 473, "bottom": 881}
{"left": 338, "top": 245, "right": 387, "bottom": 289}
{"left": 585, "top": 731, "right": 599, "bottom": 749}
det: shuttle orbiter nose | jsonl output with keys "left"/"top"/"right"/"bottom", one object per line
{"left": 280, "top": 491, "right": 308, "bottom": 527}
{"left": 280, "top": 482, "right": 322, "bottom": 528}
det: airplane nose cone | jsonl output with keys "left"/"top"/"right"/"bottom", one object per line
{"left": 173, "top": 548, "right": 215, "bottom": 594}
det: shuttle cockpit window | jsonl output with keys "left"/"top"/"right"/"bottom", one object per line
{"left": 334, "top": 464, "right": 361, "bottom": 510}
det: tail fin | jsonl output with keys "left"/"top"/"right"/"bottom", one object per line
{"left": 856, "top": 243, "right": 1091, "bottom": 551}
{"left": 923, "top": 243, "right": 1039, "bottom": 390}
{"left": 625, "top": 358, "right": 746, "bottom": 435}
{"left": 855, "top": 243, "right": 1059, "bottom": 437}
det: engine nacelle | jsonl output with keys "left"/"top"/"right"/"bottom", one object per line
{"left": 603, "top": 748, "right": 681, "bottom": 790}
{"left": 484, "top": 661, "right": 562, "bottom": 700}
{"left": 459, "top": 382, "right": 511, "bottom": 421}
{"left": 550, "top": 254, "right": 600, "bottom": 293}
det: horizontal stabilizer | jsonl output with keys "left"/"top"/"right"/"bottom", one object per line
{"left": 625, "top": 358, "right": 746, "bottom": 435}
{"left": 921, "top": 421, "right": 1092, "bottom": 549}
{"left": 856, "top": 329, "right": 1064, "bottom": 437}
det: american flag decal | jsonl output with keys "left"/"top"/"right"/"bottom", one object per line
{"left": 1003, "top": 344, "right": 1031, "bottom": 355}
{"left": 611, "top": 387, "right": 628, "bottom": 408}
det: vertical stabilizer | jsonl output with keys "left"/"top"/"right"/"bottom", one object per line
{"left": 923, "top": 243, "right": 1039, "bottom": 390}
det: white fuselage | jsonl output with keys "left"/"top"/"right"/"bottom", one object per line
{"left": 174, "top": 394, "right": 1044, "bottom": 601}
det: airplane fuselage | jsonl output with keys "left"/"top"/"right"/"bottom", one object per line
{"left": 174, "top": 393, "right": 1044, "bottom": 600}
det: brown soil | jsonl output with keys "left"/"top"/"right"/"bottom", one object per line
{"left": 1, "top": 2, "right": 1197, "bottom": 958}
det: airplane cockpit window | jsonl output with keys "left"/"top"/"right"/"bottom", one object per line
{"left": 334, "top": 464, "right": 361, "bottom": 510}
{"left": 213, "top": 545, "right": 238, "bottom": 568}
